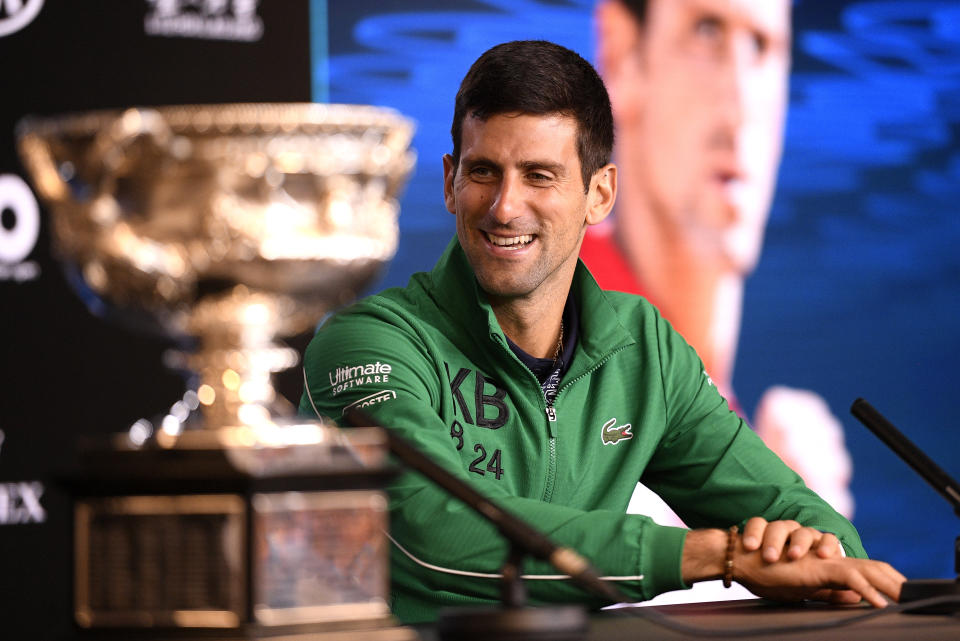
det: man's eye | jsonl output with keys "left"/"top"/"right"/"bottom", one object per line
{"left": 751, "top": 31, "right": 769, "bottom": 56}
{"left": 528, "top": 172, "right": 551, "bottom": 182}
{"left": 694, "top": 15, "right": 723, "bottom": 42}
{"left": 470, "top": 167, "right": 492, "bottom": 178}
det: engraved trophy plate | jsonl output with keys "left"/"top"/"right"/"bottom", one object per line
{"left": 253, "top": 491, "right": 390, "bottom": 626}
{"left": 75, "top": 495, "right": 246, "bottom": 629}
{"left": 17, "top": 104, "right": 416, "bottom": 639}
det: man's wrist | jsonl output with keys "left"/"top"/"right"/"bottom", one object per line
{"left": 680, "top": 528, "right": 729, "bottom": 584}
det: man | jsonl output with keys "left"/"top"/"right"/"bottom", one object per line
{"left": 586, "top": 0, "right": 853, "bottom": 516}
{"left": 300, "top": 40, "right": 903, "bottom": 624}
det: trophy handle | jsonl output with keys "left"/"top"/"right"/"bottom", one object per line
{"left": 85, "top": 109, "right": 178, "bottom": 221}
{"left": 17, "top": 109, "right": 178, "bottom": 216}
{"left": 90, "top": 108, "right": 174, "bottom": 174}
{"left": 16, "top": 129, "right": 70, "bottom": 205}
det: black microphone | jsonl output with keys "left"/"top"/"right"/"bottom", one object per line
{"left": 851, "top": 398, "right": 960, "bottom": 516}
{"left": 850, "top": 398, "right": 960, "bottom": 613}
{"left": 343, "top": 406, "right": 626, "bottom": 604}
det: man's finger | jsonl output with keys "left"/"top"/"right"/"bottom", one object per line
{"left": 833, "top": 560, "right": 905, "bottom": 608}
{"left": 785, "top": 526, "right": 822, "bottom": 560}
{"left": 837, "top": 567, "right": 889, "bottom": 608}
{"left": 741, "top": 517, "right": 768, "bottom": 551}
{"left": 760, "top": 520, "right": 801, "bottom": 562}
{"left": 815, "top": 533, "right": 842, "bottom": 559}
{"left": 862, "top": 560, "right": 906, "bottom": 602}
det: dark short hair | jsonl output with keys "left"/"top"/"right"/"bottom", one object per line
{"left": 451, "top": 40, "right": 614, "bottom": 191}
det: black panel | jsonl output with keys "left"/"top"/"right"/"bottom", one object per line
{"left": 0, "top": 2, "right": 311, "bottom": 638}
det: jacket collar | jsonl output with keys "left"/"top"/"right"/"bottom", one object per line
{"left": 427, "top": 236, "right": 636, "bottom": 378}
{"left": 428, "top": 236, "right": 501, "bottom": 345}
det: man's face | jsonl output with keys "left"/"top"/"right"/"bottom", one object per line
{"left": 611, "top": 0, "right": 790, "bottom": 273}
{"left": 443, "top": 112, "right": 608, "bottom": 302}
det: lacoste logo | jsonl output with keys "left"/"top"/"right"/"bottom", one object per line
{"left": 342, "top": 390, "right": 396, "bottom": 414}
{"left": 600, "top": 418, "right": 633, "bottom": 445}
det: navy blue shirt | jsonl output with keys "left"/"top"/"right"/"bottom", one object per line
{"left": 505, "top": 297, "right": 578, "bottom": 407}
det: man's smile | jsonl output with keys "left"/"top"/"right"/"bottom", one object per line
{"left": 484, "top": 232, "right": 536, "bottom": 250}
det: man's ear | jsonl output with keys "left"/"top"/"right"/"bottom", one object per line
{"left": 595, "top": 0, "right": 647, "bottom": 124}
{"left": 442, "top": 153, "right": 457, "bottom": 214}
{"left": 586, "top": 163, "right": 617, "bottom": 226}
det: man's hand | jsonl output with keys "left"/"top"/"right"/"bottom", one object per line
{"left": 733, "top": 542, "right": 905, "bottom": 607}
{"left": 741, "top": 517, "right": 843, "bottom": 562}
{"left": 681, "top": 526, "right": 905, "bottom": 608}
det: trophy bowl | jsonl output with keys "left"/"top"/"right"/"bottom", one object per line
{"left": 17, "top": 104, "right": 416, "bottom": 639}
{"left": 17, "top": 103, "right": 415, "bottom": 431}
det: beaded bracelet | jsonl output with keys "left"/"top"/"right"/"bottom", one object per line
{"left": 723, "top": 525, "right": 738, "bottom": 588}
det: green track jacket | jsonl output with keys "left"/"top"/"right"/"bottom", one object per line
{"left": 299, "top": 237, "right": 866, "bottom": 623}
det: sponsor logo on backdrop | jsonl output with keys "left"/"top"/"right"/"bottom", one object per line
{"left": 144, "top": 0, "right": 263, "bottom": 42}
{"left": 0, "top": 174, "right": 41, "bottom": 283}
{"left": 329, "top": 361, "right": 392, "bottom": 396}
{"left": 0, "top": 430, "right": 47, "bottom": 525}
{"left": 0, "top": 0, "right": 44, "bottom": 38}
{"left": 0, "top": 482, "right": 46, "bottom": 524}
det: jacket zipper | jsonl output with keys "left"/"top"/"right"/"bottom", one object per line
{"left": 540, "top": 344, "right": 633, "bottom": 503}
{"left": 490, "top": 332, "right": 560, "bottom": 502}
{"left": 551, "top": 344, "right": 633, "bottom": 412}
{"left": 542, "top": 437, "right": 557, "bottom": 502}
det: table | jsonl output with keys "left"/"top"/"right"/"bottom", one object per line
{"left": 414, "top": 599, "right": 960, "bottom": 641}
{"left": 592, "top": 599, "right": 960, "bottom": 640}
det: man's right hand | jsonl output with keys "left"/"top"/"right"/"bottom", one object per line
{"left": 741, "top": 516, "right": 843, "bottom": 562}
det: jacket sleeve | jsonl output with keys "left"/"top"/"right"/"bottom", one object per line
{"left": 641, "top": 311, "right": 868, "bottom": 559}
{"left": 299, "top": 303, "right": 690, "bottom": 619}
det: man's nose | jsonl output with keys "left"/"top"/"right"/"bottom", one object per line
{"left": 713, "top": 29, "right": 774, "bottom": 139}
{"left": 715, "top": 47, "right": 747, "bottom": 134}
{"left": 489, "top": 173, "right": 523, "bottom": 223}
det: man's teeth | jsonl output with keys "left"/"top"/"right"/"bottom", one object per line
{"left": 487, "top": 233, "right": 533, "bottom": 248}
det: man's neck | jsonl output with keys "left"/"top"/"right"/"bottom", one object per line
{"left": 488, "top": 287, "right": 568, "bottom": 361}
{"left": 615, "top": 188, "right": 743, "bottom": 395}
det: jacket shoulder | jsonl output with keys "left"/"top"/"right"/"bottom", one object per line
{"left": 343, "top": 266, "right": 435, "bottom": 312}
{"left": 592, "top": 288, "right": 668, "bottom": 339}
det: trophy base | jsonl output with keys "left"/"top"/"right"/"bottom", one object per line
{"left": 74, "top": 617, "right": 417, "bottom": 641}
{"left": 64, "top": 424, "right": 404, "bottom": 640}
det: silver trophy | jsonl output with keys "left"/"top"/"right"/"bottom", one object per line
{"left": 17, "top": 104, "right": 416, "bottom": 639}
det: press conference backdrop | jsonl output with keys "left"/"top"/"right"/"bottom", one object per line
{"left": 321, "top": 0, "right": 960, "bottom": 578}
{"left": 0, "top": 0, "right": 957, "bottom": 638}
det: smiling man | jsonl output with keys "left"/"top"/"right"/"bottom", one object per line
{"left": 300, "top": 40, "right": 903, "bottom": 623}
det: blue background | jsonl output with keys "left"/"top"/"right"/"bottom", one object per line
{"left": 316, "top": 0, "right": 960, "bottom": 580}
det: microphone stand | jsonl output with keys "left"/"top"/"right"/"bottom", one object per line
{"left": 851, "top": 398, "right": 960, "bottom": 613}
{"left": 344, "top": 408, "right": 627, "bottom": 640}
